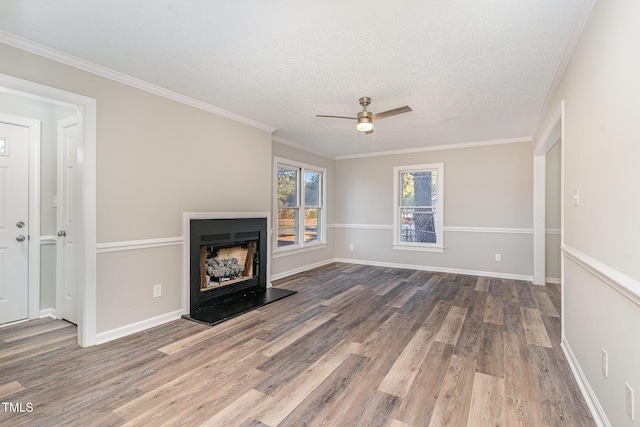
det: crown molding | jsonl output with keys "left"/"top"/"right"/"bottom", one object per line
{"left": 0, "top": 31, "right": 276, "bottom": 133}
{"left": 335, "top": 136, "right": 532, "bottom": 160}
{"left": 530, "top": 0, "right": 597, "bottom": 139}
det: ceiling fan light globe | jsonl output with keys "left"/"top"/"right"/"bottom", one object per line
{"left": 356, "top": 118, "right": 373, "bottom": 132}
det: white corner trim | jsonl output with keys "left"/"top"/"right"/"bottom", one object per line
{"left": 0, "top": 31, "right": 276, "bottom": 134}
{"left": 334, "top": 258, "right": 532, "bottom": 281}
{"left": 96, "top": 237, "right": 183, "bottom": 254}
{"left": 95, "top": 310, "right": 184, "bottom": 345}
{"left": 270, "top": 258, "right": 336, "bottom": 282}
{"left": 561, "top": 337, "right": 610, "bottom": 427}
{"left": 443, "top": 226, "right": 533, "bottom": 234}
{"left": 39, "top": 308, "right": 57, "bottom": 319}
{"left": 335, "top": 136, "right": 532, "bottom": 160}
{"left": 562, "top": 245, "right": 640, "bottom": 306}
{"left": 39, "top": 235, "right": 57, "bottom": 245}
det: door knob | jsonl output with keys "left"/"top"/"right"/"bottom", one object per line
{"left": 16, "top": 235, "right": 26, "bottom": 242}
{"left": 57, "top": 230, "right": 67, "bottom": 237}
{"left": 16, "top": 221, "right": 25, "bottom": 228}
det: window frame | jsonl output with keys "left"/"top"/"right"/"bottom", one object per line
{"left": 274, "top": 157, "right": 327, "bottom": 256}
{"left": 393, "top": 163, "right": 444, "bottom": 253}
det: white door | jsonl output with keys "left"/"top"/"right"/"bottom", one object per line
{"left": 0, "top": 120, "right": 30, "bottom": 324}
{"left": 56, "top": 114, "right": 80, "bottom": 325}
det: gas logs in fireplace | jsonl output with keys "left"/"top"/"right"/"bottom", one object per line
{"left": 185, "top": 216, "right": 295, "bottom": 326}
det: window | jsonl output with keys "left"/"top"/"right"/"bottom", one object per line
{"left": 393, "top": 163, "right": 444, "bottom": 252}
{"left": 275, "top": 158, "right": 326, "bottom": 253}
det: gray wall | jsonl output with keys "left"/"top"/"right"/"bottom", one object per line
{"left": 334, "top": 141, "right": 534, "bottom": 277}
{"left": 535, "top": 1, "right": 640, "bottom": 425}
{"left": 1, "top": 42, "right": 273, "bottom": 333}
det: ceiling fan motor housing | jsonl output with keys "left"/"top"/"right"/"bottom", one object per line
{"left": 359, "top": 97, "right": 372, "bottom": 108}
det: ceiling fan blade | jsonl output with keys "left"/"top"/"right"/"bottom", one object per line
{"left": 316, "top": 115, "right": 356, "bottom": 120}
{"left": 372, "top": 106, "right": 412, "bottom": 120}
{"left": 365, "top": 129, "right": 375, "bottom": 135}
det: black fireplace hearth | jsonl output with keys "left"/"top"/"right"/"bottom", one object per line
{"left": 183, "top": 217, "right": 295, "bottom": 326}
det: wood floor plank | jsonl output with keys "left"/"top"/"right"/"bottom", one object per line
{"left": 395, "top": 341, "right": 455, "bottom": 427}
{"left": 0, "top": 265, "right": 595, "bottom": 427}
{"left": 428, "top": 354, "right": 477, "bottom": 427}
{"left": 1, "top": 320, "right": 73, "bottom": 343}
{"left": 476, "top": 322, "right": 504, "bottom": 378}
{"left": 387, "top": 286, "right": 421, "bottom": 308}
{"left": 378, "top": 300, "right": 451, "bottom": 398}
{"left": 454, "top": 313, "right": 484, "bottom": 360}
{"left": 158, "top": 310, "right": 264, "bottom": 355}
{"left": 532, "top": 290, "right": 560, "bottom": 317}
{"left": 484, "top": 295, "right": 504, "bottom": 325}
{"left": 276, "top": 353, "right": 370, "bottom": 426}
{"left": 254, "top": 340, "right": 361, "bottom": 426}
{"left": 474, "top": 276, "right": 490, "bottom": 292}
{"left": 199, "top": 388, "right": 271, "bottom": 427}
{"left": 434, "top": 306, "right": 468, "bottom": 345}
{"left": 520, "top": 307, "right": 553, "bottom": 348}
{"left": 0, "top": 380, "right": 24, "bottom": 398}
{"left": 466, "top": 372, "right": 505, "bottom": 427}
{"left": 503, "top": 332, "right": 542, "bottom": 427}
{"left": 503, "top": 281, "right": 520, "bottom": 304}
{"left": 258, "top": 310, "right": 337, "bottom": 357}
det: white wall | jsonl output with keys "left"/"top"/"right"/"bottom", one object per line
{"left": 535, "top": 1, "right": 640, "bottom": 425}
{"left": 0, "top": 42, "right": 273, "bottom": 334}
{"left": 334, "top": 141, "right": 534, "bottom": 278}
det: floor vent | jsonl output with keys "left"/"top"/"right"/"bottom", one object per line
{"left": 145, "top": 323, "right": 177, "bottom": 335}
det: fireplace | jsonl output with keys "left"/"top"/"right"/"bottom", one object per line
{"left": 184, "top": 215, "right": 295, "bottom": 326}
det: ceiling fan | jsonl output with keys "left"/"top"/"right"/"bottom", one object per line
{"left": 316, "top": 97, "right": 412, "bottom": 134}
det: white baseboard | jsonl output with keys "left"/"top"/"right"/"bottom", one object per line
{"left": 96, "top": 309, "right": 184, "bottom": 345}
{"left": 546, "top": 277, "right": 561, "bottom": 284}
{"left": 39, "top": 308, "right": 57, "bottom": 319}
{"left": 271, "top": 259, "right": 336, "bottom": 282}
{"left": 334, "top": 258, "right": 533, "bottom": 281}
{"left": 561, "top": 337, "right": 610, "bottom": 427}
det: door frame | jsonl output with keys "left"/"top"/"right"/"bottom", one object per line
{"left": 0, "top": 112, "right": 41, "bottom": 322}
{"left": 0, "top": 73, "right": 97, "bottom": 347}
{"left": 533, "top": 100, "right": 565, "bottom": 335}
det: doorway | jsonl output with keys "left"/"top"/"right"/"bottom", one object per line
{"left": 0, "top": 73, "right": 97, "bottom": 347}
{"left": 533, "top": 100, "right": 565, "bottom": 334}
{"left": 0, "top": 114, "right": 39, "bottom": 325}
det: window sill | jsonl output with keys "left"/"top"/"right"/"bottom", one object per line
{"left": 392, "top": 244, "right": 444, "bottom": 253}
{"left": 273, "top": 243, "right": 328, "bottom": 258}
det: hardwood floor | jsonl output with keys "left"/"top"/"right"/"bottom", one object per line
{"left": 0, "top": 263, "right": 594, "bottom": 426}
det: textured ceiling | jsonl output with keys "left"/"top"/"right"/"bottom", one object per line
{"left": 0, "top": 1, "right": 587, "bottom": 158}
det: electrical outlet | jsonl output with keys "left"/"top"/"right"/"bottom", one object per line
{"left": 153, "top": 284, "right": 162, "bottom": 298}
{"left": 349, "top": 244, "right": 354, "bottom": 251}
{"left": 627, "top": 383, "right": 635, "bottom": 421}
{"left": 601, "top": 349, "right": 608, "bottom": 378}
{"left": 495, "top": 254, "right": 502, "bottom": 262}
